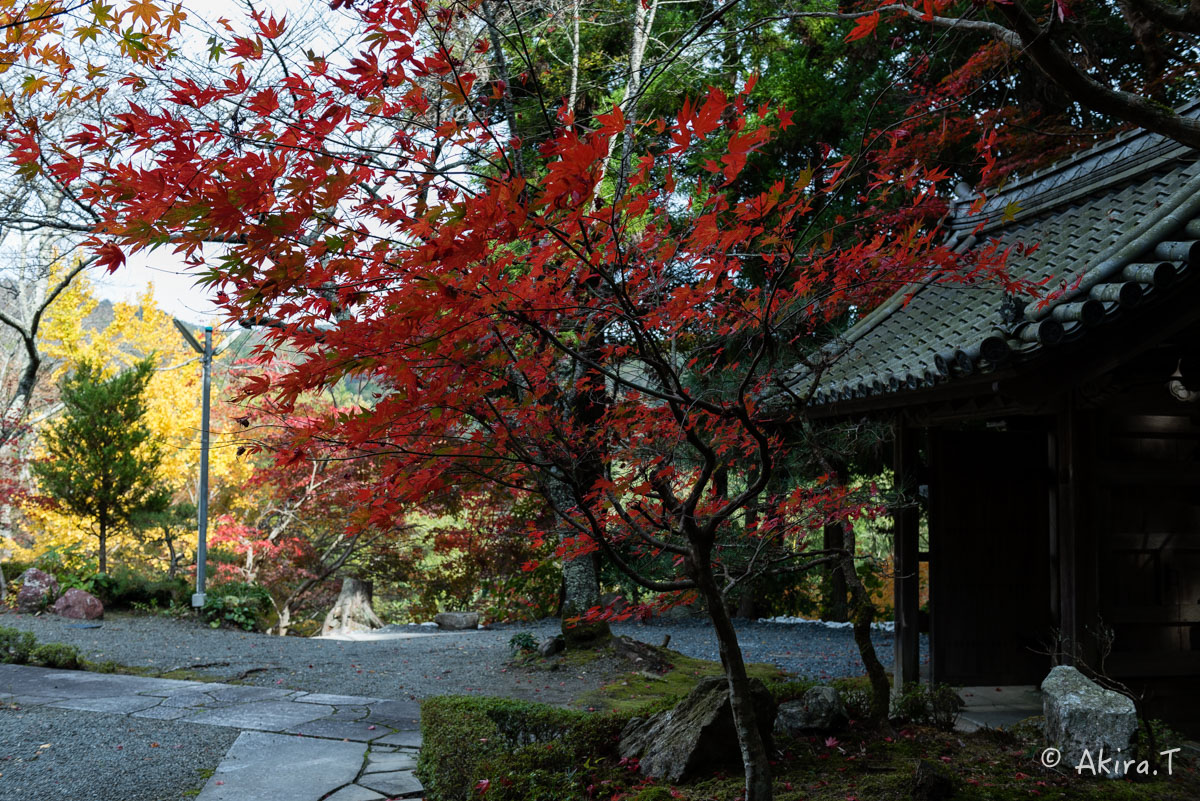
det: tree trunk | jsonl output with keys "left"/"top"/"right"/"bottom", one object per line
{"left": 838, "top": 526, "right": 891, "bottom": 727}
{"left": 275, "top": 603, "right": 293, "bottom": 637}
{"left": 98, "top": 520, "right": 108, "bottom": 575}
{"left": 165, "top": 535, "right": 178, "bottom": 578}
{"left": 823, "top": 521, "right": 849, "bottom": 621}
{"left": 548, "top": 475, "right": 610, "bottom": 647}
{"left": 696, "top": 558, "right": 773, "bottom": 801}
{"left": 321, "top": 577, "right": 383, "bottom": 635}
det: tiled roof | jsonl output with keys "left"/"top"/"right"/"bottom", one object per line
{"left": 804, "top": 103, "right": 1200, "bottom": 408}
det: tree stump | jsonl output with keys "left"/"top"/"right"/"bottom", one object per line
{"left": 321, "top": 577, "right": 384, "bottom": 635}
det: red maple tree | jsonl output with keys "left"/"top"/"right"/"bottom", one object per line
{"left": 18, "top": 3, "right": 1029, "bottom": 797}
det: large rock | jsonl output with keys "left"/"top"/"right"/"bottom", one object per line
{"left": 1042, "top": 666, "right": 1137, "bottom": 778}
{"left": 775, "top": 686, "right": 847, "bottom": 736}
{"left": 51, "top": 588, "right": 104, "bottom": 620}
{"left": 434, "top": 611, "right": 479, "bottom": 630}
{"left": 15, "top": 568, "right": 58, "bottom": 613}
{"left": 619, "top": 676, "right": 776, "bottom": 782}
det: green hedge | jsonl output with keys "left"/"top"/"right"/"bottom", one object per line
{"left": 0, "top": 626, "right": 83, "bottom": 669}
{"left": 417, "top": 696, "right": 630, "bottom": 801}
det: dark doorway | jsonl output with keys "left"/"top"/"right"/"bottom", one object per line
{"left": 929, "top": 425, "right": 1054, "bottom": 685}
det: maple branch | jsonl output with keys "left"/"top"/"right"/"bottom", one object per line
{"left": 0, "top": 1, "right": 88, "bottom": 32}
{"left": 773, "top": 5, "right": 1020, "bottom": 47}
{"left": 0, "top": 215, "right": 92, "bottom": 233}
{"left": 547, "top": 481, "right": 697, "bottom": 592}
{"left": 991, "top": 0, "right": 1200, "bottom": 150}
{"left": 604, "top": 490, "right": 689, "bottom": 556}
{"left": 779, "top": 1, "right": 1200, "bottom": 150}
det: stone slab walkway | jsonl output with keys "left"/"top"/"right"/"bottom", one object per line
{"left": 0, "top": 664, "right": 423, "bottom": 801}
{"left": 956, "top": 685, "right": 1042, "bottom": 732}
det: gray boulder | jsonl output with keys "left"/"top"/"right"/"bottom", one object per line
{"left": 538, "top": 635, "right": 565, "bottom": 657}
{"left": 775, "top": 686, "right": 847, "bottom": 736}
{"left": 434, "top": 611, "right": 479, "bottom": 630}
{"left": 619, "top": 676, "right": 776, "bottom": 782}
{"left": 51, "top": 588, "right": 104, "bottom": 620}
{"left": 16, "top": 568, "right": 58, "bottom": 613}
{"left": 1042, "top": 666, "right": 1137, "bottom": 778}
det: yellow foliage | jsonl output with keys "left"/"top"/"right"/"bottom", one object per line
{"left": 21, "top": 277, "right": 251, "bottom": 573}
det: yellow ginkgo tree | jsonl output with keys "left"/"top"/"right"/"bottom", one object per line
{"left": 19, "top": 279, "right": 247, "bottom": 576}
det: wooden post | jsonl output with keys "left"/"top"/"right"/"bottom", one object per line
{"left": 893, "top": 422, "right": 921, "bottom": 688}
{"left": 1055, "top": 402, "right": 1078, "bottom": 665}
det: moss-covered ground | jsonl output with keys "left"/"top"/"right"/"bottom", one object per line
{"left": 474, "top": 643, "right": 1200, "bottom": 801}
{"left": 672, "top": 721, "right": 1198, "bottom": 801}
{"left": 568, "top": 647, "right": 790, "bottom": 715}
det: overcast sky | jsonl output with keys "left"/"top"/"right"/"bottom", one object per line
{"left": 88, "top": 249, "right": 220, "bottom": 325}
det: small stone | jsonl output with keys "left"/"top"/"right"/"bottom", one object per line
{"left": 775, "top": 686, "right": 847, "bottom": 736}
{"left": 1041, "top": 666, "right": 1137, "bottom": 779}
{"left": 433, "top": 611, "right": 479, "bottom": 630}
{"left": 16, "top": 569, "right": 59, "bottom": 613}
{"left": 537, "top": 636, "right": 565, "bottom": 658}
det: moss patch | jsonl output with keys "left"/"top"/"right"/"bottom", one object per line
{"left": 182, "top": 767, "right": 217, "bottom": 798}
{"left": 416, "top": 689, "right": 1198, "bottom": 801}
{"left": 84, "top": 660, "right": 225, "bottom": 683}
{"left": 675, "top": 723, "right": 1198, "bottom": 801}
{"left": 417, "top": 695, "right": 629, "bottom": 801}
{"left": 571, "top": 647, "right": 788, "bottom": 715}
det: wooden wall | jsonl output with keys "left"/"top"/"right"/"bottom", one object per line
{"left": 1079, "top": 389, "right": 1200, "bottom": 734}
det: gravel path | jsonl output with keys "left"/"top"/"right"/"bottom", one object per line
{"left": 0, "top": 704, "right": 237, "bottom": 801}
{"left": 0, "top": 612, "right": 927, "bottom": 704}
{"left": 0, "top": 612, "right": 927, "bottom": 801}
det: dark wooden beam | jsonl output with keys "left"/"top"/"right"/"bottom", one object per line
{"left": 892, "top": 421, "right": 921, "bottom": 688}
{"left": 1052, "top": 400, "right": 1079, "bottom": 665}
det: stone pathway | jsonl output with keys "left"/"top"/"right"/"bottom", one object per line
{"left": 0, "top": 664, "right": 423, "bottom": 801}
{"left": 955, "top": 685, "right": 1042, "bottom": 732}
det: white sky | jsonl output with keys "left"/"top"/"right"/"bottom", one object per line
{"left": 89, "top": 249, "right": 222, "bottom": 325}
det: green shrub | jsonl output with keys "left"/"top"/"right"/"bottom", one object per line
{"left": 201, "top": 583, "right": 272, "bottom": 631}
{"left": 417, "top": 696, "right": 628, "bottom": 801}
{"left": 32, "top": 545, "right": 99, "bottom": 593}
{"left": 508, "top": 631, "right": 538, "bottom": 656}
{"left": 93, "top": 568, "right": 189, "bottom": 610}
{"left": 32, "top": 642, "right": 83, "bottom": 669}
{"left": 890, "top": 682, "right": 963, "bottom": 731}
{"left": 832, "top": 675, "right": 874, "bottom": 721}
{"left": 0, "top": 626, "right": 38, "bottom": 664}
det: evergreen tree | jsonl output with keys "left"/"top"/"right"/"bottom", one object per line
{"left": 33, "top": 358, "right": 168, "bottom": 574}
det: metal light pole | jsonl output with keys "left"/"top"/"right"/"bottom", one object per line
{"left": 174, "top": 319, "right": 213, "bottom": 608}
